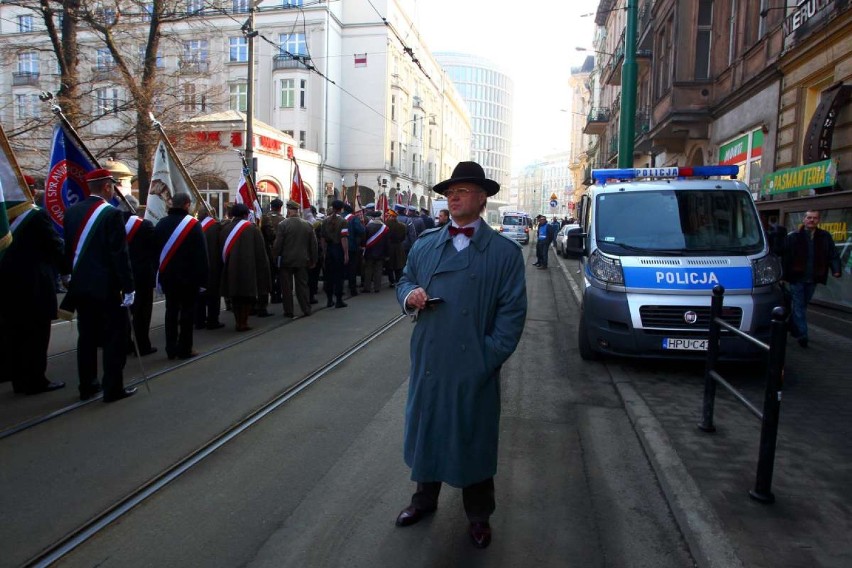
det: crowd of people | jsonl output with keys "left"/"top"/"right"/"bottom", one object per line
{"left": 0, "top": 170, "right": 452, "bottom": 400}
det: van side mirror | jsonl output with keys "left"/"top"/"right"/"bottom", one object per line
{"left": 565, "top": 227, "right": 587, "bottom": 258}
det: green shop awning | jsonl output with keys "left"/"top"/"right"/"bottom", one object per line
{"left": 761, "top": 159, "right": 838, "bottom": 196}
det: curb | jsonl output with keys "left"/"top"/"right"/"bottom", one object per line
{"left": 554, "top": 251, "right": 744, "bottom": 568}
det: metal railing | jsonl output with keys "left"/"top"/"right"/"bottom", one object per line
{"left": 698, "top": 285, "right": 787, "bottom": 503}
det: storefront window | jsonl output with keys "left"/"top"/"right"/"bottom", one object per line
{"left": 786, "top": 208, "right": 852, "bottom": 309}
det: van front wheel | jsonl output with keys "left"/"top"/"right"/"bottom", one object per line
{"left": 578, "top": 311, "right": 600, "bottom": 361}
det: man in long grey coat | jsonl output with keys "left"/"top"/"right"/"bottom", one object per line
{"left": 395, "top": 161, "right": 527, "bottom": 549}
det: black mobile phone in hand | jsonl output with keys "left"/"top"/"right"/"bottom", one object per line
{"left": 425, "top": 297, "right": 444, "bottom": 307}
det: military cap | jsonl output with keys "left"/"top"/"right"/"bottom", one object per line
{"left": 286, "top": 200, "right": 300, "bottom": 210}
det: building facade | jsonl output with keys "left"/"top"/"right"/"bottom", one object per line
{"left": 0, "top": 0, "right": 472, "bottom": 213}
{"left": 578, "top": 0, "right": 850, "bottom": 310}
{"left": 434, "top": 52, "right": 514, "bottom": 204}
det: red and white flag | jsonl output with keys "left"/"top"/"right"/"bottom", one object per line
{"left": 354, "top": 53, "right": 367, "bottom": 67}
{"left": 290, "top": 160, "right": 311, "bottom": 210}
{"left": 235, "top": 171, "right": 262, "bottom": 222}
{"left": 376, "top": 193, "right": 388, "bottom": 214}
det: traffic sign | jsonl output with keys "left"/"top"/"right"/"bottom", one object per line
{"left": 550, "top": 193, "right": 558, "bottom": 201}
{"left": 549, "top": 199, "right": 558, "bottom": 208}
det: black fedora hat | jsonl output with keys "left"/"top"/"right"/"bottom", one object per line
{"left": 433, "top": 161, "right": 500, "bottom": 197}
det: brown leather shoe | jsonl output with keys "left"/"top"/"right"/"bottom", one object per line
{"left": 395, "top": 505, "right": 436, "bottom": 527}
{"left": 469, "top": 522, "right": 491, "bottom": 548}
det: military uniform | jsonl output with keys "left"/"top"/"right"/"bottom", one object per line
{"left": 196, "top": 216, "right": 225, "bottom": 328}
{"left": 321, "top": 204, "right": 349, "bottom": 307}
{"left": 260, "top": 207, "right": 285, "bottom": 306}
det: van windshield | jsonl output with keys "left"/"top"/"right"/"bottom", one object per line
{"left": 502, "top": 215, "right": 526, "bottom": 226}
{"left": 595, "top": 189, "right": 764, "bottom": 255}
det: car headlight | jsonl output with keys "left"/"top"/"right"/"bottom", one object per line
{"left": 751, "top": 254, "right": 782, "bottom": 286}
{"left": 588, "top": 249, "right": 624, "bottom": 285}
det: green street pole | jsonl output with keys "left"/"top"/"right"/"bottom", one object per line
{"left": 618, "top": 0, "right": 638, "bottom": 168}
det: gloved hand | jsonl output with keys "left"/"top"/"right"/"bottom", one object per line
{"left": 121, "top": 291, "right": 136, "bottom": 307}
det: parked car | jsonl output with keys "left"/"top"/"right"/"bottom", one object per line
{"left": 555, "top": 224, "right": 580, "bottom": 257}
{"left": 498, "top": 212, "right": 531, "bottom": 245}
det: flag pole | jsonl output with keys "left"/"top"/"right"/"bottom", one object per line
{"left": 41, "top": 93, "right": 136, "bottom": 214}
{"left": 149, "top": 114, "right": 215, "bottom": 219}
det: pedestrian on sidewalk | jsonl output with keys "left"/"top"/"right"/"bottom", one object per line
{"left": 782, "top": 209, "right": 841, "bottom": 347}
{"left": 154, "top": 193, "right": 208, "bottom": 360}
{"left": 533, "top": 215, "right": 555, "bottom": 268}
{"left": 395, "top": 161, "right": 527, "bottom": 549}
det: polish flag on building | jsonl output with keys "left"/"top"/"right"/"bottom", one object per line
{"left": 354, "top": 53, "right": 367, "bottom": 67}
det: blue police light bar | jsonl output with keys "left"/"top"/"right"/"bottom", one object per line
{"left": 592, "top": 165, "right": 740, "bottom": 184}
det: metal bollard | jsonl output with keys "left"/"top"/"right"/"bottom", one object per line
{"left": 748, "top": 306, "right": 788, "bottom": 504}
{"left": 698, "top": 285, "right": 725, "bottom": 433}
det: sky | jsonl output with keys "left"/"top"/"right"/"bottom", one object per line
{"left": 409, "top": 0, "right": 601, "bottom": 174}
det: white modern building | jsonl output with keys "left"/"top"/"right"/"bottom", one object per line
{"left": 0, "top": 0, "right": 471, "bottom": 214}
{"left": 433, "top": 52, "right": 514, "bottom": 204}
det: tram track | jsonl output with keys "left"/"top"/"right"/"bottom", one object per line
{"left": 22, "top": 313, "right": 406, "bottom": 567}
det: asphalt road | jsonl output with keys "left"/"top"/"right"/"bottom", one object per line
{"left": 2, "top": 244, "right": 696, "bottom": 567}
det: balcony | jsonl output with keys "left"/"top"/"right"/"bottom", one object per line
{"left": 273, "top": 54, "right": 309, "bottom": 71}
{"left": 603, "top": 31, "right": 625, "bottom": 86}
{"left": 12, "top": 71, "right": 39, "bottom": 87}
{"left": 178, "top": 59, "right": 209, "bottom": 74}
{"left": 583, "top": 107, "right": 611, "bottom": 136}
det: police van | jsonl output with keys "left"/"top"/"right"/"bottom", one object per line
{"left": 498, "top": 211, "right": 531, "bottom": 245}
{"left": 563, "top": 166, "right": 782, "bottom": 360}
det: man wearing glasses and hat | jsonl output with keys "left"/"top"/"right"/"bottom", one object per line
{"left": 62, "top": 168, "right": 137, "bottom": 402}
{"left": 395, "top": 161, "right": 527, "bottom": 549}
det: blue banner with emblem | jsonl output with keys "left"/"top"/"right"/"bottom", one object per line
{"left": 44, "top": 124, "right": 98, "bottom": 236}
{"left": 623, "top": 266, "right": 753, "bottom": 290}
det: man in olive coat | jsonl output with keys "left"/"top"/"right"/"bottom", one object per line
{"left": 271, "top": 200, "right": 318, "bottom": 317}
{"left": 395, "top": 161, "right": 527, "bottom": 549}
{"left": 220, "top": 203, "right": 271, "bottom": 331}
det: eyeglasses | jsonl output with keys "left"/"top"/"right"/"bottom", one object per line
{"left": 444, "top": 187, "right": 482, "bottom": 197}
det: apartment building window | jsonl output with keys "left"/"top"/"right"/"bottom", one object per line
{"left": 299, "top": 131, "right": 306, "bottom": 149}
{"left": 95, "top": 87, "right": 120, "bottom": 116}
{"left": 283, "top": 130, "right": 294, "bottom": 138}
{"left": 18, "top": 15, "right": 33, "bottom": 33}
{"left": 280, "top": 79, "right": 295, "bottom": 108}
{"left": 283, "top": 0, "right": 304, "bottom": 6}
{"left": 299, "top": 79, "right": 307, "bottom": 109}
{"left": 232, "top": 0, "right": 249, "bottom": 13}
{"left": 391, "top": 95, "right": 397, "bottom": 121}
{"left": 138, "top": 45, "right": 164, "bottom": 68}
{"left": 17, "top": 52, "right": 39, "bottom": 75}
{"left": 96, "top": 48, "right": 114, "bottom": 70}
{"left": 757, "top": 0, "right": 768, "bottom": 40}
{"left": 278, "top": 33, "right": 307, "bottom": 57}
{"left": 390, "top": 141, "right": 395, "bottom": 168}
{"left": 655, "top": 23, "right": 672, "bottom": 97}
{"left": 142, "top": 3, "right": 154, "bottom": 22}
{"left": 230, "top": 83, "right": 247, "bottom": 111}
{"left": 695, "top": 0, "right": 713, "bottom": 80}
{"left": 186, "top": 0, "right": 203, "bottom": 14}
{"left": 183, "top": 40, "right": 208, "bottom": 64}
{"left": 728, "top": 0, "right": 737, "bottom": 65}
{"left": 183, "top": 83, "right": 206, "bottom": 112}
{"left": 229, "top": 37, "right": 248, "bottom": 62}
{"left": 412, "top": 154, "right": 418, "bottom": 178}
{"left": 15, "top": 94, "right": 40, "bottom": 119}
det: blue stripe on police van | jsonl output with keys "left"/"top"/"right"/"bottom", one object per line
{"left": 623, "top": 266, "right": 752, "bottom": 290}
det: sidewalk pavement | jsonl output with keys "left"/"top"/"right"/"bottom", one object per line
{"left": 553, "top": 246, "right": 852, "bottom": 568}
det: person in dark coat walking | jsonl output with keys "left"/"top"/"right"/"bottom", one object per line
{"left": 782, "top": 209, "right": 841, "bottom": 347}
{"left": 62, "top": 169, "right": 136, "bottom": 402}
{"left": 195, "top": 209, "right": 225, "bottom": 329}
{"left": 122, "top": 204, "right": 158, "bottom": 356}
{"left": 394, "top": 161, "right": 527, "bottom": 549}
{"left": 154, "top": 193, "right": 208, "bottom": 359}
{"left": 0, "top": 199, "right": 69, "bottom": 395}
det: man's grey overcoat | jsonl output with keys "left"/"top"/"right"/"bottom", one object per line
{"left": 397, "top": 223, "right": 527, "bottom": 487}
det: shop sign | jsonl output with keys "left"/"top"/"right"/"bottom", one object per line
{"left": 783, "top": 0, "right": 833, "bottom": 36}
{"left": 719, "top": 129, "right": 763, "bottom": 165}
{"left": 762, "top": 158, "right": 838, "bottom": 195}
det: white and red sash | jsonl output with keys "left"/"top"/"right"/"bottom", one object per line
{"left": 9, "top": 207, "right": 35, "bottom": 236}
{"left": 124, "top": 215, "right": 144, "bottom": 243}
{"left": 159, "top": 216, "right": 198, "bottom": 273}
{"left": 344, "top": 213, "right": 354, "bottom": 222}
{"left": 72, "top": 200, "right": 112, "bottom": 272}
{"left": 222, "top": 219, "right": 251, "bottom": 263}
{"left": 365, "top": 223, "right": 388, "bottom": 248}
{"left": 200, "top": 217, "right": 216, "bottom": 232}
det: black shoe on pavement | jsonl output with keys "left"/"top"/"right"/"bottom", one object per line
{"left": 256, "top": 310, "right": 274, "bottom": 318}
{"left": 206, "top": 322, "right": 226, "bottom": 330}
{"left": 80, "top": 384, "right": 103, "bottom": 401}
{"left": 335, "top": 301, "right": 348, "bottom": 308}
{"left": 103, "top": 387, "right": 137, "bottom": 403}
{"left": 25, "top": 381, "right": 66, "bottom": 395}
{"left": 798, "top": 337, "right": 808, "bottom": 348}
{"left": 326, "top": 299, "right": 334, "bottom": 308}
{"left": 395, "top": 505, "right": 436, "bottom": 527}
{"left": 138, "top": 347, "right": 158, "bottom": 356}
{"left": 310, "top": 297, "right": 319, "bottom": 305}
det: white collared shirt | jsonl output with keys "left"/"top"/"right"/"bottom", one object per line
{"left": 450, "top": 218, "right": 482, "bottom": 251}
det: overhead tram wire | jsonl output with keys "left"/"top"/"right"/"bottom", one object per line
{"left": 363, "top": 0, "right": 431, "bottom": 82}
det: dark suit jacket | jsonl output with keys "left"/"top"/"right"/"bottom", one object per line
{"left": 123, "top": 212, "right": 158, "bottom": 289}
{"left": 63, "top": 196, "right": 134, "bottom": 301}
{"left": 0, "top": 207, "right": 67, "bottom": 319}
{"left": 153, "top": 208, "right": 208, "bottom": 293}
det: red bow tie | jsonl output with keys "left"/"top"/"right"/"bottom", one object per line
{"left": 448, "top": 226, "right": 475, "bottom": 238}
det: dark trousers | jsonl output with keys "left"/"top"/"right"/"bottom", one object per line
{"left": 411, "top": 478, "right": 495, "bottom": 523}
{"left": 324, "top": 245, "right": 345, "bottom": 301}
{"left": 308, "top": 263, "right": 321, "bottom": 299}
{"left": 76, "top": 296, "right": 128, "bottom": 398}
{"left": 346, "top": 252, "right": 361, "bottom": 291}
{"left": 363, "top": 257, "right": 384, "bottom": 292}
{"left": 3, "top": 311, "right": 51, "bottom": 393}
{"left": 164, "top": 287, "right": 197, "bottom": 358}
{"left": 536, "top": 240, "right": 549, "bottom": 266}
{"left": 195, "top": 287, "right": 222, "bottom": 326}
{"left": 279, "top": 266, "right": 311, "bottom": 316}
{"left": 128, "top": 284, "right": 153, "bottom": 352}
